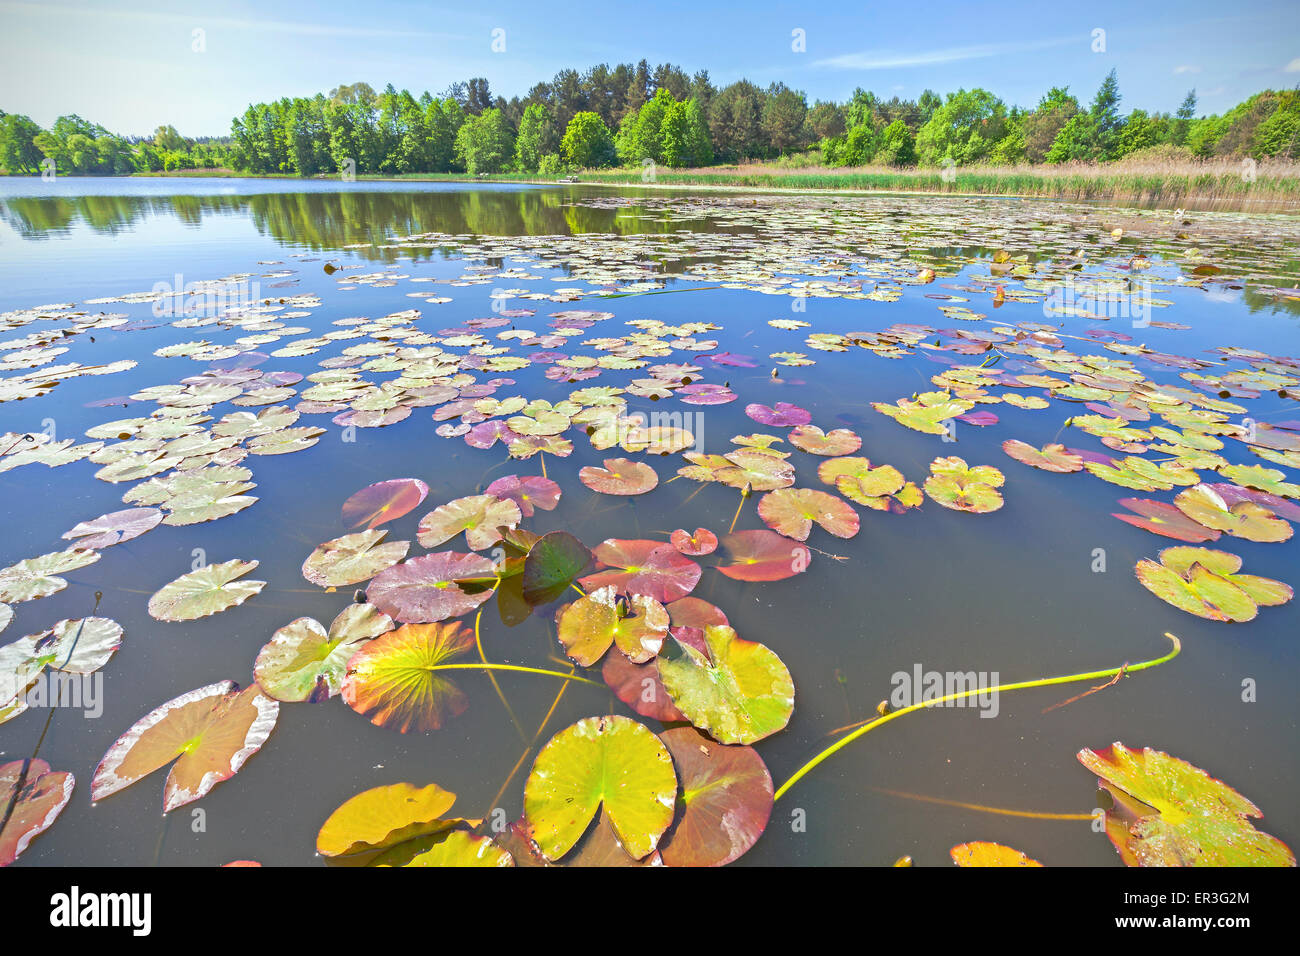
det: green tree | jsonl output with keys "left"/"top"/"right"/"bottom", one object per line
{"left": 454, "top": 108, "right": 515, "bottom": 173}
{"left": 1172, "top": 88, "right": 1197, "bottom": 145}
{"left": 561, "top": 110, "right": 616, "bottom": 167}
{"left": 1046, "top": 112, "right": 1100, "bottom": 163}
{"left": 762, "top": 83, "right": 808, "bottom": 154}
{"left": 916, "top": 88, "right": 1007, "bottom": 165}
{"left": 1089, "top": 69, "right": 1123, "bottom": 159}
{"left": 514, "top": 102, "right": 551, "bottom": 172}
{"left": 661, "top": 99, "right": 712, "bottom": 167}
{"left": 0, "top": 113, "right": 44, "bottom": 173}
{"left": 874, "top": 119, "right": 917, "bottom": 166}
{"left": 708, "top": 80, "right": 765, "bottom": 161}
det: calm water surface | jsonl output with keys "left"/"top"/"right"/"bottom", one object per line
{"left": 1, "top": 177, "right": 1297, "bottom": 866}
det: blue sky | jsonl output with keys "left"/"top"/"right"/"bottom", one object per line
{"left": 1, "top": 0, "right": 1297, "bottom": 136}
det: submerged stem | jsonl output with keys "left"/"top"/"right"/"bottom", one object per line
{"left": 475, "top": 601, "right": 527, "bottom": 743}
{"left": 773, "top": 632, "right": 1182, "bottom": 802}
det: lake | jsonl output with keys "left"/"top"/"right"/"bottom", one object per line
{"left": 1, "top": 176, "right": 1297, "bottom": 867}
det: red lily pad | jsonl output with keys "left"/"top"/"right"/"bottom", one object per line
{"left": 366, "top": 552, "right": 496, "bottom": 623}
{"left": 341, "top": 478, "right": 430, "bottom": 530}
{"left": 670, "top": 528, "right": 718, "bottom": 556}
{"left": 1113, "top": 499, "right": 1221, "bottom": 543}
{"left": 485, "top": 475, "right": 561, "bottom": 517}
{"left": 581, "top": 539, "right": 702, "bottom": 603}
{"left": 757, "top": 487, "right": 859, "bottom": 541}
{"left": 745, "top": 402, "right": 811, "bottom": 427}
{"left": 658, "top": 727, "right": 773, "bottom": 867}
{"left": 715, "top": 529, "right": 811, "bottom": 582}
{"left": 787, "top": 425, "right": 862, "bottom": 456}
{"left": 0, "top": 759, "right": 75, "bottom": 865}
{"left": 601, "top": 654, "right": 687, "bottom": 722}
{"left": 341, "top": 622, "right": 473, "bottom": 733}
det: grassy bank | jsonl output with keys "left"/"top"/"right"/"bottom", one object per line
{"left": 116, "top": 157, "right": 1300, "bottom": 212}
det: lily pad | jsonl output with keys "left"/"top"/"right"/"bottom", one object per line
{"left": 658, "top": 727, "right": 773, "bottom": 867}
{"left": 1113, "top": 499, "right": 1220, "bottom": 543}
{"left": 0, "top": 549, "right": 101, "bottom": 605}
{"left": 521, "top": 531, "right": 593, "bottom": 606}
{"left": 366, "top": 552, "right": 496, "bottom": 623}
{"left": 1079, "top": 742, "right": 1295, "bottom": 866}
{"left": 147, "top": 559, "right": 266, "bottom": 622}
{"left": 62, "top": 507, "right": 163, "bottom": 549}
{"left": 416, "top": 494, "right": 522, "bottom": 551}
{"left": 373, "top": 829, "right": 513, "bottom": 867}
{"left": 341, "top": 478, "right": 430, "bottom": 529}
{"left": 302, "top": 529, "right": 410, "bottom": 588}
{"left": 0, "top": 758, "right": 75, "bottom": 866}
{"left": 91, "top": 681, "right": 279, "bottom": 812}
{"left": 556, "top": 586, "right": 669, "bottom": 666}
{"left": 341, "top": 621, "right": 474, "bottom": 732}
{"left": 579, "top": 457, "right": 659, "bottom": 495}
{"left": 1001, "top": 440, "right": 1083, "bottom": 473}
{"left": 745, "top": 402, "right": 811, "bottom": 427}
{"left": 658, "top": 625, "right": 795, "bottom": 744}
{"left": 788, "top": 424, "right": 861, "bottom": 456}
{"left": 1173, "top": 484, "right": 1293, "bottom": 543}
{"left": 484, "top": 475, "right": 561, "bottom": 517}
{"left": 670, "top": 528, "right": 718, "bottom": 556}
{"left": 523, "top": 715, "right": 677, "bottom": 862}
{"left": 757, "top": 487, "right": 859, "bottom": 541}
{"left": 950, "top": 842, "right": 1044, "bottom": 867}
{"left": 580, "top": 539, "right": 701, "bottom": 603}
{"left": 923, "top": 457, "right": 1005, "bottom": 513}
{"left": 316, "top": 781, "right": 459, "bottom": 858}
{"left": 255, "top": 604, "right": 393, "bottom": 702}
{"left": 715, "top": 529, "right": 811, "bottom": 582}
{"left": 1135, "top": 546, "right": 1293, "bottom": 622}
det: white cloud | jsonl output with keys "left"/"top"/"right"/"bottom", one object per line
{"left": 1173, "top": 65, "right": 1202, "bottom": 75}
{"left": 812, "top": 36, "right": 1076, "bottom": 70}
{"left": 1285, "top": 57, "right": 1300, "bottom": 72}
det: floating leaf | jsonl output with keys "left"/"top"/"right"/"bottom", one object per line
{"left": 924, "top": 457, "right": 1005, "bottom": 513}
{"left": 1001, "top": 440, "right": 1083, "bottom": 473}
{"left": 950, "top": 842, "right": 1043, "bottom": 867}
{"left": 91, "top": 681, "right": 278, "bottom": 812}
{"left": 658, "top": 625, "right": 795, "bottom": 744}
{"left": 523, "top": 715, "right": 677, "bottom": 862}
{"left": 0, "top": 759, "right": 75, "bottom": 866}
{"left": 580, "top": 539, "right": 701, "bottom": 603}
{"left": 522, "top": 531, "right": 593, "bottom": 606}
{"left": 1217, "top": 464, "right": 1300, "bottom": 499}
{"left": 1173, "top": 484, "right": 1293, "bottom": 543}
{"left": 484, "top": 475, "right": 561, "bottom": 517}
{"left": 556, "top": 586, "right": 669, "bottom": 666}
{"left": 757, "top": 487, "right": 859, "bottom": 541}
{"left": 0, "top": 549, "right": 100, "bottom": 605}
{"left": 416, "top": 494, "right": 522, "bottom": 551}
{"left": 787, "top": 424, "right": 861, "bottom": 456}
{"left": 341, "top": 621, "right": 473, "bottom": 732}
{"left": 579, "top": 457, "right": 659, "bottom": 495}
{"left": 316, "top": 781, "right": 459, "bottom": 858}
{"left": 601, "top": 653, "right": 686, "bottom": 722}
{"left": 374, "top": 829, "right": 513, "bottom": 867}
{"left": 745, "top": 402, "right": 811, "bottom": 427}
{"left": 1113, "top": 499, "right": 1220, "bottom": 543}
{"left": 255, "top": 604, "right": 393, "bottom": 702}
{"left": 658, "top": 727, "right": 773, "bottom": 867}
{"left": 147, "top": 559, "right": 266, "bottom": 622}
{"left": 61, "top": 508, "right": 162, "bottom": 549}
{"left": 1135, "top": 546, "right": 1292, "bottom": 622}
{"left": 302, "top": 529, "right": 410, "bottom": 588}
{"left": 341, "top": 478, "right": 429, "bottom": 529}
{"left": 670, "top": 528, "right": 718, "bottom": 556}
{"left": 366, "top": 552, "right": 496, "bottom": 623}
{"left": 715, "top": 529, "right": 810, "bottom": 582}
{"left": 1079, "top": 743, "right": 1295, "bottom": 866}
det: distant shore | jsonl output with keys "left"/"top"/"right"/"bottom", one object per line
{"left": 35, "top": 159, "right": 1300, "bottom": 214}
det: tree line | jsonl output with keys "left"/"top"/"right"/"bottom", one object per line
{"left": 2, "top": 61, "right": 1298, "bottom": 177}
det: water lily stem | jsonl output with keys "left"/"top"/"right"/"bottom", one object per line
{"left": 475, "top": 601, "right": 527, "bottom": 743}
{"left": 773, "top": 632, "right": 1182, "bottom": 802}
{"left": 864, "top": 785, "right": 1092, "bottom": 821}
{"left": 728, "top": 490, "right": 746, "bottom": 534}
{"left": 432, "top": 663, "right": 602, "bottom": 686}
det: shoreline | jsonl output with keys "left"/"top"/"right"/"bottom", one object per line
{"left": 10, "top": 168, "right": 1298, "bottom": 214}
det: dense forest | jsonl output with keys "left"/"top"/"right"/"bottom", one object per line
{"left": 2, "top": 61, "right": 1298, "bottom": 177}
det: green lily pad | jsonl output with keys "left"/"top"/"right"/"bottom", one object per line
{"left": 658, "top": 625, "right": 795, "bottom": 745}
{"left": 373, "top": 829, "right": 514, "bottom": 867}
{"left": 416, "top": 494, "right": 522, "bottom": 551}
{"left": 523, "top": 714, "right": 677, "bottom": 862}
{"left": 316, "top": 781, "right": 459, "bottom": 858}
{"left": 0, "top": 549, "right": 101, "bottom": 605}
{"left": 522, "top": 531, "right": 593, "bottom": 606}
{"left": 147, "top": 559, "right": 266, "bottom": 622}
{"left": 1079, "top": 742, "right": 1295, "bottom": 866}
{"left": 341, "top": 621, "right": 473, "bottom": 732}
{"left": 556, "top": 586, "right": 669, "bottom": 666}
{"left": 302, "top": 529, "right": 410, "bottom": 588}
{"left": 923, "top": 456, "right": 1005, "bottom": 513}
{"left": 1135, "top": 546, "right": 1293, "bottom": 622}
{"left": 1173, "top": 484, "right": 1293, "bottom": 543}
{"left": 255, "top": 603, "right": 393, "bottom": 702}
{"left": 1217, "top": 464, "right": 1300, "bottom": 499}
